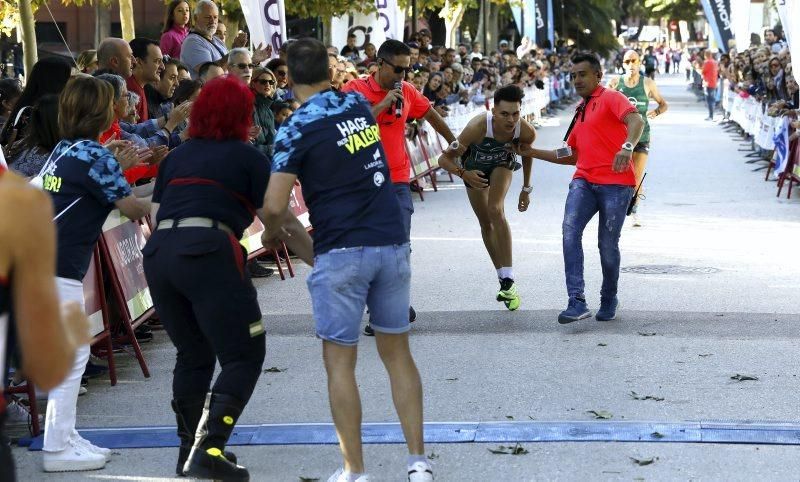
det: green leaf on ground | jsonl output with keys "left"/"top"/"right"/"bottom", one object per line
{"left": 263, "top": 367, "right": 286, "bottom": 373}
{"left": 299, "top": 477, "right": 320, "bottom": 482}
{"left": 427, "top": 451, "right": 439, "bottom": 460}
{"left": 731, "top": 374, "right": 759, "bottom": 381}
{"left": 488, "top": 443, "right": 529, "bottom": 455}
{"left": 629, "top": 391, "right": 665, "bottom": 402}
{"left": 650, "top": 431, "right": 665, "bottom": 439}
{"left": 587, "top": 410, "right": 613, "bottom": 419}
{"left": 597, "top": 343, "right": 608, "bottom": 346}
{"left": 630, "top": 456, "right": 658, "bottom": 466}
{"left": 637, "top": 332, "right": 657, "bottom": 337}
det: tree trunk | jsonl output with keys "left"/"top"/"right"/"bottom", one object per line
{"left": 17, "top": 0, "right": 37, "bottom": 76}
{"left": 95, "top": 1, "right": 111, "bottom": 47}
{"left": 486, "top": 1, "right": 498, "bottom": 53}
{"left": 440, "top": 0, "right": 467, "bottom": 48}
{"left": 476, "top": 0, "right": 485, "bottom": 51}
{"left": 118, "top": 0, "right": 135, "bottom": 41}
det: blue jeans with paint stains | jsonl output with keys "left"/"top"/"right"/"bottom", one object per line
{"left": 562, "top": 178, "right": 634, "bottom": 300}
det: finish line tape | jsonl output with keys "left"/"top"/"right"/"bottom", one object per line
{"left": 23, "top": 420, "right": 800, "bottom": 450}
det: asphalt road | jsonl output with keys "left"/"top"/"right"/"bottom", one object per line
{"left": 11, "top": 73, "right": 800, "bottom": 481}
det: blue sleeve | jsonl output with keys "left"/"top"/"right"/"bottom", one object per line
{"left": 272, "top": 121, "right": 305, "bottom": 175}
{"left": 120, "top": 119, "right": 160, "bottom": 137}
{"left": 180, "top": 35, "right": 214, "bottom": 78}
{"left": 120, "top": 121, "right": 168, "bottom": 148}
{"left": 86, "top": 150, "right": 132, "bottom": 205}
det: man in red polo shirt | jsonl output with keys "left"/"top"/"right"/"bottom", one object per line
{"left": 343, "top": 39, "right": 457, "bottom": 335}
{"left": 518, "top": 52, "right": 644, "bottom": 325}
{"left": 701, "top": 50, "right": 719, "bottom": 121}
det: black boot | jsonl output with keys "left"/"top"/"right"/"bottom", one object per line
{"left": 172, "top": 399, "right": 239, "bottom": 476}
{"left": 183, "top": 393, "right": 249, "bottom": 481}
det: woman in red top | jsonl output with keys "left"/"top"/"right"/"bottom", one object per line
{"left": 160, "top": 1, "right": 191, "bottom": 59}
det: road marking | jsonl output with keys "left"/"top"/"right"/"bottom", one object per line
{"left": 23, "top": 420, "right": 800, "bottom": 450}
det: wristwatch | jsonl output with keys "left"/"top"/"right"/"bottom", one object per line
{"left": 448, "top": 140, "right": 460, "bottom": 151}
{"left": 621, "top": 142, "right": 634, "bottom": 151}
{"left": 521, "top": 185, "right": 533, "bottom": 193}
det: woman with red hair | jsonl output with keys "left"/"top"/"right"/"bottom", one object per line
{"left": 142, "top": 75, "right": 310, "bottom": 481}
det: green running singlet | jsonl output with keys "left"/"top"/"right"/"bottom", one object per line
{"left": 614, "top": 75, "right": 650, "bottom": 143}
{"left": 461, "top": 113, "right": 521, "bottom": 187}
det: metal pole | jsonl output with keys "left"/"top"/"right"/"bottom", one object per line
{"left": 482, "top": 0, "right": 487, "bottom": 52}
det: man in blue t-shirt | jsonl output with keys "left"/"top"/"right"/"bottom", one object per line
{"left": 262, "top": 38, "right": 434, "bottom": 482}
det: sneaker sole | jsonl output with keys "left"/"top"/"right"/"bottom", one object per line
{"left": 558, "top": 311, "right": 592, "bottom": 324}
{"left": 504, "top": 296, "right": 521, "bottom": 311}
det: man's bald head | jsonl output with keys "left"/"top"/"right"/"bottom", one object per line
{"left": 623, "top": 50, "right": 640, "bottom": 62}
{"left": 97, "top": 38, "right": 135, "bottom": 78}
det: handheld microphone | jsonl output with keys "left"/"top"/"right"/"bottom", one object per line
{"left": 393, "top": 81, "right": 403, "bottom": 118}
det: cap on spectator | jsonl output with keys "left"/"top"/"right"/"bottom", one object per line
{"left": 499, "top": 40, "right": 509, "bottom": 47}
{"left": 469, "top": 53, "right": 483, "bottom": 61}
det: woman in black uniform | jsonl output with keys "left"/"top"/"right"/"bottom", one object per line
{"left": 143, "top": 75, "right": 310, "bottom": 481}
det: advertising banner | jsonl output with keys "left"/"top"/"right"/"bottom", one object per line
{"left": 240, "top": 0, "right": 286, "bottom": 58}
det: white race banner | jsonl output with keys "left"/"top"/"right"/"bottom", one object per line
{"left": 776, "top": 0, "right": 798, "bottom": 55}
{"left": 375, "top": 0, "right": 404, "bottom": 41}
{"left": 773, "top": 117, "right": 791, "bottom": 176}
{"left": 240, "top": 0, "right": 286, "bottom": 58}
{"left": 729, "top": 0, "right": 750, "bottom": 52}
{"left": 331, "top": 11, "right": 386, "bottom": 53}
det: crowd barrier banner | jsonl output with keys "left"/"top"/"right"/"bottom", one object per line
{"left": 289, "top": 184, "right": 310, "bottom": 230}
{"left": 101, "top": 211, "right": 153, "bottom": 321}
{"left": 241, "top": 217, "right": 267, "bottom": 255}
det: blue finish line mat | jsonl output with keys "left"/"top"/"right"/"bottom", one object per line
{"left": 24, "top": 420, "right": 800, "bottom": 450}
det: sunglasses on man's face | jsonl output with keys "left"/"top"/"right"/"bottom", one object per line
{"left": 623, "top": 59, "right": 639, "bottom": 64}
{"left": 233, "top": 63, "right": 255, "bottom": 70}
{"left": 276, "top": 70, "right": 288, "bottom": 77}
{"left": 256, "top": 78, "right": 276, "bottom": 86}
{"left": 381, "top": 58, "right": 411, "bottom": 74}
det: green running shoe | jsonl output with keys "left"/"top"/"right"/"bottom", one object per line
{"left": 497, "top": 278, "right": 520, "bottom": 310}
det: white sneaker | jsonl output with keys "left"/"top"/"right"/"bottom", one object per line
{"left": 327, "top": 467, "right": 370, "bottom": 482}
{"left": 71, "top": 431, "right": 112, "bottom": 462}
{"left": 43, "top": 439, "right": 107, "bottom": 472}
{"left": 408, "top": 461, "right": 434, "bottom": 482}
{"left": 632, "top": 212, "right": 642, "bottom": 227}
{"left": 4, "top": 400, "right": 42, "bottom": 427}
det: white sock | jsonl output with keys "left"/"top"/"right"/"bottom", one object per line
{"left": 408, "top": 454, "right": 428, "bottom": 467}
{"left": 498, "top": 267, "right": 514, "bottom": 280}
{"left": 343, "top": 471, "right": 366, "bottom": 482}
{"left": 496, "top": 268, "right": 503, "bottom": 279}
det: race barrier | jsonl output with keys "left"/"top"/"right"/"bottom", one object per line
{"left": 723, "top": 86, "right": 799, "bottom": 198}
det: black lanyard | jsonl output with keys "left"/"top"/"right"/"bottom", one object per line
{"left": 562, "top": 96, "right": 592, "bottom": 142}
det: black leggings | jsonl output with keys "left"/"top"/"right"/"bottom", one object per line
{"left": 143, "top": 228, "right": 266, "bottom": 404}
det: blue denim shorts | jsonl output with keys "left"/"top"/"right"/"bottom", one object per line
{"left": 307, "top": 243, "right": 411, "bottom": 345}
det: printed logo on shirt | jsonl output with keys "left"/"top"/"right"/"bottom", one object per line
{"left": 373, "top": 171, "right": 385, "bottom": 187}
{"left": 42, "top": 174, "right": 63, "bottom": 192}
{"left": 335, "top": 116, "right": 381, "bottom": 154}
{"left": 627, "top": 96, "right": 646, "bottom": 108}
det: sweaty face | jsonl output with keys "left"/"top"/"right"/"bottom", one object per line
{"left": 571, "top": 61, "right": 601, "bottom": 97}
{"left": 493, "top": 101, "right": 520, "bottom": 133}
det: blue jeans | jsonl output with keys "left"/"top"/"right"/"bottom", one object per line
{"left": 562, "top": 179, "right": 633, "bottom": 299}
{"left": 308, "top": 243, "right": 411, "bottom": 345}
{"left": 705, "top": 87, "right": 716, "bottom": 119}
{"left": 394, "top": 183, "right": 414, "bottom": 240}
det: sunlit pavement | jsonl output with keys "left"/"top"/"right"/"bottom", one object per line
{"left": 12, "top": 73, "right": 800, "bottom": 481}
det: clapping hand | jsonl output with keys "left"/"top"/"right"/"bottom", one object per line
{"left": 253, "top": 43, "right": 273, "bottom": 64}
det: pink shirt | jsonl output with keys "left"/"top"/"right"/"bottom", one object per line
{"left": 160, "top": 25, "right": 189, "bottom": 58}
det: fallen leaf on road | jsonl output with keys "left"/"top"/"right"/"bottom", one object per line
{"left": 597, "top": 343, "right": 608, "bottom": 346}
{"left": 505, "top": 415, "right": 514, "bottom": 420}
{"left": 263, "top": 367, "right": 286, "bottom": 373}
{"left": 699, "top": 354, "right": 713, "bottom": 357}
{"left": 630, "top": 456, "right": 658, "bottom": 466}
{"left": 587, "top": 410, "right": 613, "bottom": 419}
{"left": 638, "top": 332, "right": 657, "bottom": 337}
{"left": 630, "top": 391, "right": 665, "bottom": 402}
{"left": 650, "top": 432, "right": 665, "bottom": 439}
{"left": 445, "top": 378, "right": 459, "bottom": 381}
{"left": 427, "top": 452, "right": 439, "bottom": 460}
{"left": 488, "top": 443, "right": 529, "bottom": 455}
{"left": 731, "top": 374, "right": 759, "bottom": 381}
{"left": 299, "top": 477, "right": 320, "bottom": 482}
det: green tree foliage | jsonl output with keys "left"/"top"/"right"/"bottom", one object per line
{"left": 556, "top": 0, "right": 621, "bottom": 54}
{"left": 642, "top": 0, "right": 699, "bottom": 21}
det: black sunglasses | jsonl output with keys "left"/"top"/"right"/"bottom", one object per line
{"left": 256, "top": 78, "right": 276, "bottom": 86}
{"left": 623, "top": 59, "right": 638, "bottom": 64}
{"left": 381, "top": 58, "right": 411, "bottom": 74}
{"left": 275, "top": 70, "right": 288, "bottom": 77}
{"left": 233, "top": 63, "right": 255, "bottom": 70}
